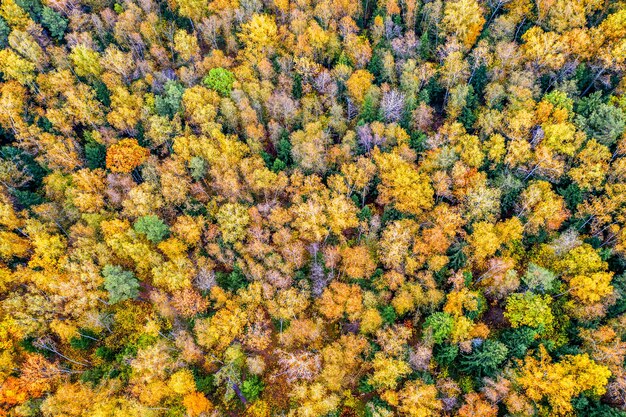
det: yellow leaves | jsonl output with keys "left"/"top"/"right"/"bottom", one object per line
{"left": 24, "top": 224, "right": 66, "bottom": 270}
{"left": 106, "top": 139, "right": 149, "bottom": 174}
{"left": 441, "top": 0, "right": 486, "bottom": 49}
{"left": 343, "top": 34, "right": 373, "bottom": 69}
{"left": 505, "top": 292, "right": 554, "bottom": 330}
{"left": 557, "top": 243, "right": 606, "bottom": 276}
{"left": 174, "top": 29, "right": 200, "bottom": 62}
{"left": 194, "top": 305, "right": 248, "bottom": 352}
{"left": 171, "top": 215, "right": 204, "bottom": 246}
{"left": 0, "top": 264, "right": 14, "bottom": 293}
{"left": 151, "top": 256, "right": 194, "bottom": 291}
{"left": 106, "top": 86, "right": 143, "bottom": 131}
{"left": 8, "top": 30, "right": 46, "bottom": 70}
{"left": 0, "top": 48, "right": 35, "bottom": 84}
{"left": 67, "top": 169, "right": 107, "bottom": 213}
{"left": 542, "top": 122, "right": 583, "bottom": 156}
{"left": 69, "top": 45, "right": 103, "bottom": 78}
{"left": 444, "top": 288, "right": 481, "bottom": 317}
{"left": 522, "top": 27, "right": 567, "bottom": 70}
{"left": 290, "top": 121, "right": 331, "bottom": 174}
{"left": 216, "top": 203, "right": 250, "bottom": 244}
{"left": 517, "top": 346, "right": 611, "bottom": 415}
{"left": 40, "top": 382, "right": 96, "bottom": 417}
{"left": 290, "top": 191, "right": 358, "bottom": 242}
{"left": 341, "top": 245, "right": 376, "bottom": 279}
{"left": 266, "top": 288, "right": 310, "bottom": 320}
{"left": 374, "top": 149, "right": 434, "bottom": 217}
{"left": 239, "top": 14, "right": 279, "bottom": 61}
{"left": 369, "top": 353, "right": 411, "bottom": 389}
{"left": 319, "top": 334, "right": 368, "bottom": 391}
{"left": 289, "top": 383, "right": 340, "bottom": 417}
{"left": 360, "top": 308, "right": 383, "bottom": 334}
{"left": 519, "top": 180, "right": 568, "bottom": 233}
{"left": 346, "top": 69, "right": 374, "bottom": 104}
{"left": 325, "top": 194, "right": 359, "bottom": 237}
{"left": 467, "top": 218, "right": 522, "bottom": 265}
{"left": 458, "top": 393, "right": 498, "bottom": 417}
{"left": 379, "top": 219, "right": 416, "bottom": 271}
{"left": 182, "top": 85, "right": 219, "bottom": 132}
{"left": 0, "top": 230, "right": 29, "bottom": 260}
{"left": 391, "top": 283, "right": 426, "bottom": 316}
{"left": 174, "top": 0, "right": 208, "bottom": 21}
{"left": 570, "top": 139, "right": 611, "bottom": 191}
{"left": 395, "top": 380, "right": 442, "bottom": 417}
{"left": 569, "top": 272, "right": 613, "bottom": 305}
{"left": 0, "top": 0, "right": 30, "bottom": 28}
{"left": 168, "top": 369, "right": 196, "bottom": 395}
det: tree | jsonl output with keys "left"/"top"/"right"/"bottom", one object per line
{"left": 134, "top": 215, "right": 170, "bottom": 243}
{"left": 102, "top": 264, "right": 140, "bottom": 304}
{"left": 373, "top": 149, "right": 434, "bottom": 217}
{"left": 106, "top": 139, "right": 149, "bottom": 173}
{"left": 504, "top": 292, "right": 554, "bottom": 332}
{"left": 346, "top": 69, "right": 374, "bottom": 104}
{"left": 522, "top": 263, "right": 557, "bottom": 293}
{"left": 41, "top": 7, "right": 67, "bottom": 40}
{"left": 441, "top": 0, "right": 485, "bottom": 49}
{"left": 460, "top": 340, "right": 508, "bottom": 377}
{"left": 516, "top": 346, "right": 611, "bottom": 416}
{"left": 239, "top": 14, "right": 279, "bottom": 61}
{"left": 203, "top": 68, "right": 235, "bottom": 97}
{"left": 576, "top": 96, "right": 625, "bottom": 147}
{"left": 69, "top": 45, "right": 102, "bottom": 78}
{"left": 518, "top": 181, "right": 568, "bottom": 234}
{"left": 394, "top": 380, "right": 442, "bottom": 417}
{"left": 423, "top": 312, "right": 454, "bottom": 344}
{"left": 216, "top": 203, "right": 250, "bottom": 244}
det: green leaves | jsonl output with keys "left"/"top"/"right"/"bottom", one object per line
{"left": 241, "top": 375, "right": 264, "bottom": 402}
{"left": 576, "top": 93, "right": 626, "bottom": 146}
{"left": 41, "top": 7, "right": 68, "bottom": 40}
{"left": 423, "top": 312, "right": 454, "bottom": 344}
{"left": 203, "top": 67, "right": 235, "bottom": 96}
{"left": 102, "top": 265, "right": 140, "bottom": 304}
{"left": 134, "top": 215, "right": 170, "bottom": 243}
{"left": 155, "top": 81, "right": 184, "bottom": 118}
{"left": 460, "top": 339, "right": 508, "bottom": 377}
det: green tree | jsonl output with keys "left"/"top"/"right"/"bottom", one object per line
{"left": 0, "top": 18, "right": 9, "bottom": 48}
{"left": 203, "top": 68, "right": 235, "bottom": 97}
{"left": 460, "top": 340, "right": 508, "bottom": 377}
{"left": 41, "top": 7, "right": 67, "bottom": 40}
{"left": 134, "top": 215, "right": 170, "bottom": 243}
{"left": 576, "top": 93, "right": 625, "bottom": 146}
{"left": 102, "top": 265, "right": 140, "bottom": 304}
{"left": 241, "top": 375, "right": 264, "bottom": 402}
{"left": 423, "top": 312, "right": 454, "bottom": 344}
{"left": 155, "top": 81, "right": 184, "bottom": 118}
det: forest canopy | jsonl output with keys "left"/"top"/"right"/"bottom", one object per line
{"left": 1, "top": 0, "right": 626, "bottom": 416}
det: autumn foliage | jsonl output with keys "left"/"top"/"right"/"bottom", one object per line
{"left": 1, "top": 0, "right": 626, "bottom": 415}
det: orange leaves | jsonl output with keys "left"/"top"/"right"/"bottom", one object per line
{"left": 341, "top": 246, "right": 376, "bottom": 279}
{"left": 0, "top": 355, "right": 60, "bottom": 407}
{"left": 106, "top": 138, "right": 149, "bottom": 173}
{"left": 317, "top": 282, "right": 363, "bottom": 322}
{"left": 183, "top": 392, "right": 213, "bottom": 416}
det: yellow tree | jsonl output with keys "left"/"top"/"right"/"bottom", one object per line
{"left": 441, "top": 0, "right": 486, "bottom": 49}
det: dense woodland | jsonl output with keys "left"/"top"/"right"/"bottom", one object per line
{"left": 1, "top": 0, "right": 626, "bottom": 415}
